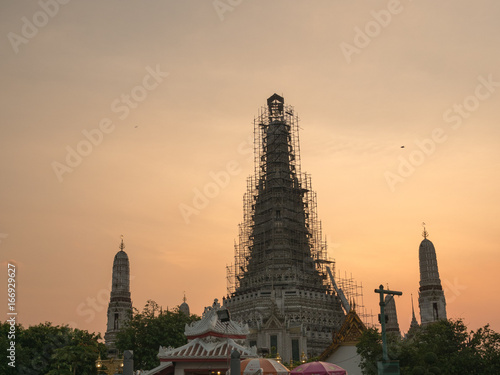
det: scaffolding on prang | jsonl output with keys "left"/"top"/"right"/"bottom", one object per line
{"left": 226, "top": 99, "right": 335, "bottom": 295}
{"left": 335, "top": 269, "right": 375, "bottom": 327}
{"left": 225, "top": 94, "right": 376, "bottom": 328}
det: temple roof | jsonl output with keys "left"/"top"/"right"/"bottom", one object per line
{"left": 184, "top": 299, "right": 249, "bottom": 339}
{"left": 158, "top": 338, "right": 256, "bottom": 361}
{"left": 156, "top": 299, "right": 257, "bottom": 364}
{"left": 319, "top": 309, "right": 366, "bottom": 361}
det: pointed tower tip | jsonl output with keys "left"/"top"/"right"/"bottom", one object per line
{"left": 411, "top": 294, "right": 416, "bottom": 317}
{"left": 422, "top": 222, "right": 429, "bottom": 239}
{"left": 119, "top": 235, "right": 125, "bottom": 251}
{"left": 267, "top": 93, "right": 284, "bottom": 106}
{"left": 410, "top": 293, "right": 419, "bottom": 328}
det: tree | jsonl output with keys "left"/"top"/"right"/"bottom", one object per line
{"left": 356, "top": 327, "right": 402, "bottom": 375}
{"left": 0, "top": 321, "right": 105, "bottom": 375}
{"left": 48, "top": 328, "right": 106, "bottom": 375}
{"left": 402, "top": 319, "right": 471, "bottom": 374}
{"left": 461, "top": 324, "right": 500, "bottom": 374}
{"left": 357, "top": 319, "right": 500, "bottom": 375}
{"left": 116, "top": 300, "right": 200, "bottom": 371}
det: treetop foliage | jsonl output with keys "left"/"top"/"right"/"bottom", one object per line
{"left": 356, "top": 319, "right": 500, "bottom": 375}
{"left": 1, "top": 321, "right": 106, "bottom": 375}
{"left": 116, "top": 300, "right": 200, "bottom": 371}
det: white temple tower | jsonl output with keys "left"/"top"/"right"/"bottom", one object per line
{"left": 104, "top": 237, "right": 133, "bottom": 355}
{"left": 418, "top": 227, "right": 447, "bottom": 325}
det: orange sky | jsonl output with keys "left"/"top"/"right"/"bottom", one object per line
{"left": 1, "top": 1, "right": 499, "bottom": 339}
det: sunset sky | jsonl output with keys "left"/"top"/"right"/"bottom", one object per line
{"left": 1, "top": 1, "right": 499, "bottom": 339}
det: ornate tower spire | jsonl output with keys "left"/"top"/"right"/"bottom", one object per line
{"left": 224, "top": 94, "right": 345, "bottom": 363}
{"left": 410, "top": 294, "right": 419, "bottom": 330}
{"left": 417, "top": 226, "right": 447, "bottom": 325}
{"left": 104, "top": 236, "right": 133, "bottom": 356}
{"left": 179, "top": 292, "right": 190, "bottom": 316}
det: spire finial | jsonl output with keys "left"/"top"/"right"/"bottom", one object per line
{"left": 183, "top": 292, "right": 187, "bottom": 303}
{"left": 410, "top": 293, "right": 418, "bottom": 327}
{"left": 411, "top": 294, "right": 415, "bottom": 316}
{"left": 422, "top": 222, "right": 428, "bottom": 239}
{"left": 120, "top": 235, "right": 125, "bottom": 251}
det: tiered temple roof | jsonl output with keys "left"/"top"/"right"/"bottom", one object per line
{"left": 158, "top": 299, "right": 256, "bottom": 362}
